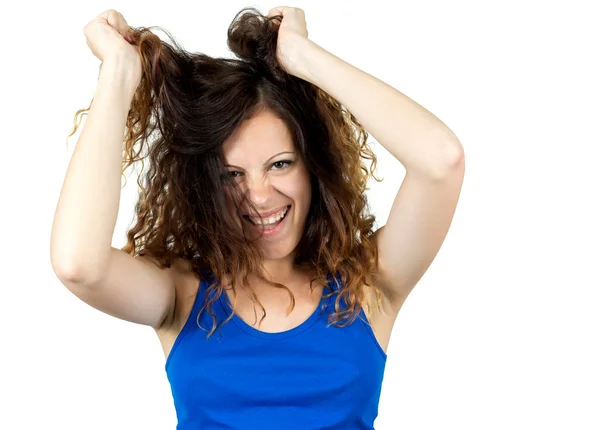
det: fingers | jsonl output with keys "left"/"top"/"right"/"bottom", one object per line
{"left": 99, "top": 9, "right": 134, "bottom": 39}
{"left": 267, "top": 7, "right": 305, "bottom": 19}
{"left": 267, "top": 6, "right": 285, "bottom": 18}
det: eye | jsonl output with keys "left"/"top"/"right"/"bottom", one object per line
{"left": 271, "top": 160, "right": 293, "bottom": 170}
{"left": 222, "top": 160, "right": 293, "bottom": 181}
{"left": 220, "top": 171, "right": 242, "bottom": 184}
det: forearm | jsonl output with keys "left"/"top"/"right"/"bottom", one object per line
{"left": 50, "top": 57, "right": 139, "bottom": 281}
{"left": 293, "top": 38, "right": 463, "bottom": 178}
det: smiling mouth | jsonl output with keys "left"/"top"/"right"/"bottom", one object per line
{"left": 242, "top": 205, "right": 291, "bottom": 228}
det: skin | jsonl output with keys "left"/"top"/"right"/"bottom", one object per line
{"left": 222, "top": 108, "right": 313, "bottom": 292}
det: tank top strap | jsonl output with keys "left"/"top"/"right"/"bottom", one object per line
{"left": 324, "top": 271, "right": 347, "bottom": 305}
{"left": 165, "top": 276, "right": 205, "bottom": 370}
{"left": 324, "top": 272, "right": 372, "bottom": 327}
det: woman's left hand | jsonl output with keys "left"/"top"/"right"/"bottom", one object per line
{"left": 267, "top": 6, "right": 310, "bottom": 77}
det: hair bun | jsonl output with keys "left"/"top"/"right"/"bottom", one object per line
{"left": 226, "top": 8, "right": 287, "bottom": 81}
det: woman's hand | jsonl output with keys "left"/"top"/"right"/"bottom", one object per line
{"left": 267, "top": 6, "right": 311, "bottom": 78}
{"left": 83, "top": 9, "right": 142, "bottom": 84}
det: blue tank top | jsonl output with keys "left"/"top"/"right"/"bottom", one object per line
{"left": 164, "top": 273, "right": 387, "bottom": 429}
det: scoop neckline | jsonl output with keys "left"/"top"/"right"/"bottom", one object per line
{"left": 217, "top": 281, "right": 330, "bottom": 339}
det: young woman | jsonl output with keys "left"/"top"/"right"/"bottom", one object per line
{"left": 51, "top": 6, "right": 465, "bottom": 429}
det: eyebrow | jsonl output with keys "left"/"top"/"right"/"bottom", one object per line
{"left": 225, "top": 151, "right": 296, "bottom": 169}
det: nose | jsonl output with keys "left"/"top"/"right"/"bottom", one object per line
{"left": 245, "top": 174, "right": 272, "bottom": 207}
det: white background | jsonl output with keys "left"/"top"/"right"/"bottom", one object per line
{"left": 1, "top": 0, "right": 599, "bottom": 429}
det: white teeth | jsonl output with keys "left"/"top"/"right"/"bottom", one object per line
{"left": 249, "top": 206, "right": 288, "bottom": 225}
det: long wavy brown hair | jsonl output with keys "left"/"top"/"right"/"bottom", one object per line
{"left": 66, "top": 7, "right": 384, "bottom": 338}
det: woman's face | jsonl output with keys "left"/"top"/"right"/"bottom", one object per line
{"left": 222, "top": 109, "right": 312, "bottom": 260}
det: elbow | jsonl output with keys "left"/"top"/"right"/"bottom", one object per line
{"left": 50, "top": 254, "right": 101, "bottom": 285}
{"left": 431, "top": 141, "right": 465, "bottom": 179}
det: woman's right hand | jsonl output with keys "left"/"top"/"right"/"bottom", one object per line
{"left": 83, "top": 9, "right": 142, "bottom": 84}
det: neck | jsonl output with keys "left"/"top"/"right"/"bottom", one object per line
{"left": 221, "top": 253, "right": 315, "bottom": 294}
{"left": 258, "top": 252, "right": 303, "bottom": 285}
